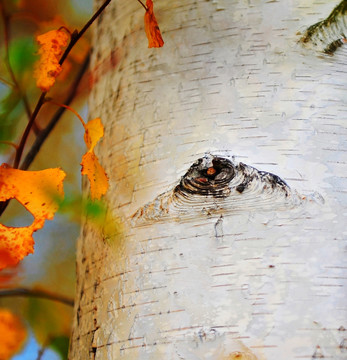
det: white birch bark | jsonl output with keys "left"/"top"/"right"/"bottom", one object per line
{"left": 69, "top": 1, "right": 347, "bottom": 359}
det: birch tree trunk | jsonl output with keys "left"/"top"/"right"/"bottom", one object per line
{"left": 69, "top": 1, "right": 347, "bottom": 359}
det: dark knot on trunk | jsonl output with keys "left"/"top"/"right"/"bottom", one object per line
{"left": 131, "top": 154, "right": 317, "bottom": 225}
{"left": 175, "top": 156, "right": 235, "bottom": 198}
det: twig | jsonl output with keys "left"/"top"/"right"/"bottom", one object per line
{"left": 47, "top": 100, "right": 86, "bottom": 127}
{"left": 13, "top": 92, "right": 46, "bottom": 168}
{"left": 20, "top": 53, "right": 90, "bottom": 170}
{"left": 0, "top": 140, "right": 18, "bottom": 150}
{"left": 59, "top": 0, "right": 112, "bottom": 65}
{"left": 137, "top": 0, "right": 148, "bottom": 11}
{"left": 36, "top": 346, "right": 47, "bottom": 360}
{"left": 0, "top": 287, "right": 74, "bottom": 306}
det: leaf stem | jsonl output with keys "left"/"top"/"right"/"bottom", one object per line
{"left": 0, "top": 140, "right": 18, "bottom": 150}
{"left": 47, "top": 100, "right": 86, "bottom": 127}
{"left": 0, "top": 287, "right": 74, "bottom": 306}
{"left": 137, "top": 0, "right": 148, "bottom": 11}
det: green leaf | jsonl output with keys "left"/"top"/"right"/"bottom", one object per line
{"left": 57, "top": 191, "right": 107, "bottom": 223}
{"left": 49, "top": 335, "right": 70, "bottom": 360}
{"left": 85, "top": 198, "right": 107, "bottom": 220}
{"left": 0, "top": 90, "right": 22, "bottom": 151}
{"left": 27, "top": 297, "right": 72, "bottom": 346}
{"left": 9, "top": 37, "right": 37, "bottom": 76}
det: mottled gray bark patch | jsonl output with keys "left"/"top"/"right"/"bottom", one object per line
{"left": 299, "top": 0, "right": 347, "bottom": 54}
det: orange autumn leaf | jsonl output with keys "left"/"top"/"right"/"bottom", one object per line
{"left": 83, "top": 117, "right": 104, "bottom": 150}
{"left": 80, "top": 118, "right": 109, "bottom": 200}
{"left": 144, "top": 0, "right": 164, "bottom": 48}
{"left": 0, "top": 309, "right": 27, "bottom": 360}
{"left": 34, "top": 29, "right": 69, "bottom": 92}
{"left": 0, "top": 165, "right": 65, "bottom": 270}
{"left": 81, "top": 152, "right": 109, "bottom": 201}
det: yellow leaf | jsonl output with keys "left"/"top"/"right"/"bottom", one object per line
{"left": 144, "top": 0, "right": 164, "bottom": 48}
{"left": 83, "top": 118, "right": 104, "bottom": 151}
{"left": 0, "top": 309, "right": 26, "bottom": 360}
{"left": 0, "top": 165, "right": 65, "bottom": 270}
{"left": 81, "top": 118, "right": 109, "bottom": 200}
{"left": 34, "top": 29, "right": 69, "bottom": 92}
{"left": 81, "top": 152, "right": 108, "bottom": 201}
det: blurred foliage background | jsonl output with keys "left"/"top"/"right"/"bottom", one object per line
{"left": 0, "top": 0, "right": 93, "bottom": 358}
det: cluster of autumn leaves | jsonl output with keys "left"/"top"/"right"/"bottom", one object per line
{"left": 0, "top": 0, "right": 163, "bottom": 358}
{"left": 0, "top": 117, "right": 108, "bottom": 271}
{"left": 0, "top": 28, "right": 109, "bottom": 272}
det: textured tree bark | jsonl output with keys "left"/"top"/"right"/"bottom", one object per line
{"left": 69, "top": 1, "right": 347, "bottom": 359}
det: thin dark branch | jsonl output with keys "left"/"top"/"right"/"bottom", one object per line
{"left": 59, "top": 0, "right": 112, "bottom": 65}
{"left": 36, "top": 346, "right": 47, "bottom": 360}
{"left": 137, "top": 0, "right": 148, "bottom": 11}
{"left": 0, "top": 287, "right": 74, "bottom": 306}
{"left": 20, "top": 53, "right": 90, "bottom": 170}
{"left": 13, "top": 92, "right": 46, "bottom": 168}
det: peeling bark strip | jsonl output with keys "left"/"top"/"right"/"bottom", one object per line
{"left": 132, "top": 155, "right": 311, "bottom": 224}
{"left": 299, "top": 0, "right": 347, "bottom": 54}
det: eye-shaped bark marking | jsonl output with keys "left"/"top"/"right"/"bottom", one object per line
{"left": 299, "top": 0, "right": 347, "bottom": 55}
{"left": 174, "top": 157, "right": 235, "bottom": 198}
{"left": 132, "top": 155, "right": 309, "bottom": 225}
